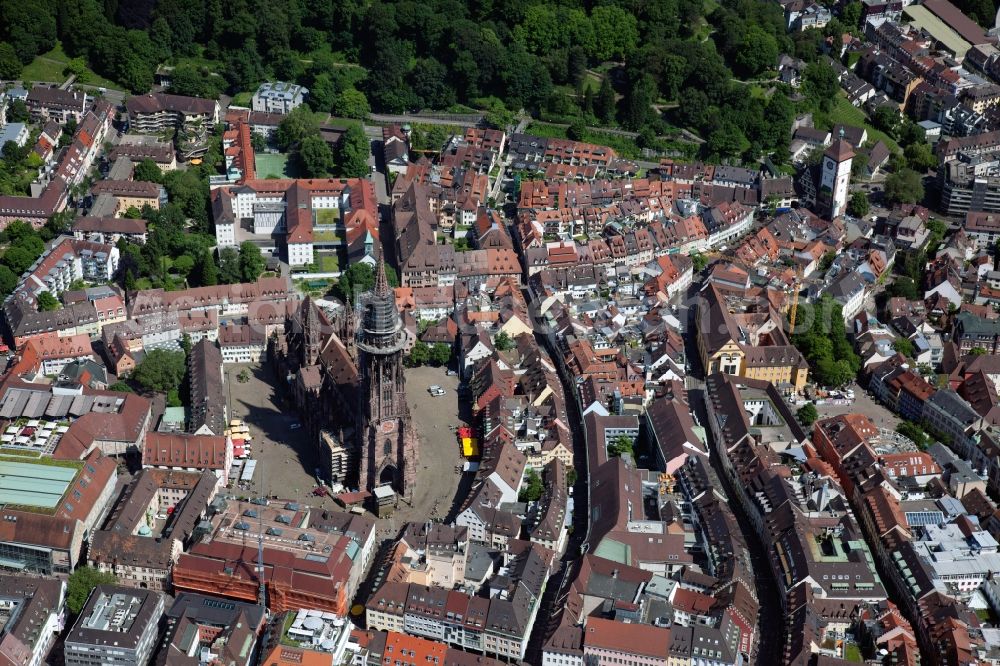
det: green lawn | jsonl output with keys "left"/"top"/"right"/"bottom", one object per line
{"left": 279, "top": 613, "right": 298, "bottom": 646}
{"left": 230, "top": 91, "right": 254, "bottom": 107}
{"left": 313, "top": 229, "right": 345, "bottom": 242}
{"left": 315, "top": 254, "right": 341, "bottom": 272}
{"left": 21, "top": 42, "right": 122, "bottom": 90}
{"left": 0, "top": 449, "right": 41, "bottom": 458}
{"left": 169, "top": 51, "right": 223, "bottom": 71}
{"left": 582, "top": 72, "right": 602, "bottom": 93}
{"left": 525, "top": 122, "right": 570, "bottom": 140}
{"left": 20, "top": 55, "right": 66, "bottom": 84}
{"left": 817, "top": 93, "right": 899, "bottom": 153}
{"left": 843, "top": 644, "right": 863, "bottom": 663}
{"left": 315, "top": 208, "right": 340, "bottom": 225}
{"left": 976, "top": 608, "right": 997, "bottom": 623}
{"left": 255, "top": 152, "right": 298, "bottom": 179}
{"left": 0, "top": 454, "right": 82, "bottom": 469}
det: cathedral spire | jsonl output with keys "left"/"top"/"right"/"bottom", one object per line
{"left": 374, "top": 259, "right": 391, "bottom": 298}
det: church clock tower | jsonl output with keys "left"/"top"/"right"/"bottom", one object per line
{"left": 355, "top": 260, "right": 418, "bottom": 499}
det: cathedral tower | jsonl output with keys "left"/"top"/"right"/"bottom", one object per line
{"left": 356, "top": 260, "right": 417, "bottom": 499}
{"left": 302, "top": 296, "right": 323, "bottom": 367}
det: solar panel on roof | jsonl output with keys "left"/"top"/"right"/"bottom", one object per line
{"left": 905, "top": 511, "right": 944, "bottom": 527}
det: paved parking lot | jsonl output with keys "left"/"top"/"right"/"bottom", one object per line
{"left": 813, "top": 382, "right": 901, "bottom": 430}
{"left": 223, "top": 361, "right": 470, "bottom": 521}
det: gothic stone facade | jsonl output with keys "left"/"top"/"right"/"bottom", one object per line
{"left": 356, "top": 262, "right": 418, "bottom": 499}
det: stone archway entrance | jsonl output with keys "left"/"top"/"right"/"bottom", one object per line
{"left": 379, "top": 464, "right": 397, "bottom": 487}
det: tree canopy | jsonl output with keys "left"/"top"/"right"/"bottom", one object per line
{"left": 238, "top": 242, "right": 265, "bottom": 282}
{"left": 0, "top": 222, "right": 47, "bottom": 297}
{"left": 132, "top": 349, "right": 187, "bottom": 393}
{"left": 796, "top": 403, "right": 818, "bottom": 427}
{"left": 133, "top": 159, "right": 163, "bottom": 184}
{"left": 0, "top": 0, "right": 818, "bottom": 165}
{"left": 429, "top": 343, "right": 451, "bottom": 366}
{"left": 887, "top": 276, "right": 919, "bottom": 300}
{"left": 298, "top": 135, "right": 334, "bottom": 177}
{"left": 847, "top": 191, "right": 869, "bottom": 218}
{"left": 67, "top": 567, "right": 118, "bottom": 615}
{"left": 608, "top": 435, "right": 634, "bottom": 458}
{"left": 337, "top": 124, "right": 370, "bottom": 177}
{"left": 335, "top": 262, "right": 398, "bottom": 304}
{"left": 884, "top": 169, "right": 925, "bottom": 206}
{"left": 408, "top": 340, "right": 430, "bottom": 367}
{"left": 37, "top": 291, "right": 60, "bottom": 312}
{"left": 791, "top": 296, "right": 861, "bottom": 387}
{"left": 518, "top": 468, "right": 544, "bottom": 502}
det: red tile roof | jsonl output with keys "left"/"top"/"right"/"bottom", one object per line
{"left": 584, "top": 617, "right": 671, "bottom": 657}
{"left": 144, "top": 432, "right": 229, "bottom": 471}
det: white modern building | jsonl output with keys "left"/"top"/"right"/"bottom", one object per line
{"left": 0, "top": 122, "right": 30, "bottom": 149}
{"left": 252, "top": 82, "right": 309, "bottom": 114}
{"left": 64, "top": 586, "right": 164, "bottom": 666}
{"left": 826, "top": 271, "right": 868, "bottom": 323}
{"left": 0, "top": 576, "right": 66, "bottom": 666}
{"left": 215, "top": 178, "right": 375, "bottom": 267}
{"left": 17, "top": 238, "right": 120, "bottom": 301}
{"left": 912, "top": 523, "right": 1000, "bottom": 602}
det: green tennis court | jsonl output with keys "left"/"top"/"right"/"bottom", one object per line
{"left": 255, "top": 152, "right": 298, "bottom": 178}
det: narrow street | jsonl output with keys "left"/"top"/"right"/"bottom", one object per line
{"left": 688, "top": 388, "right": 784, "bottom": 666}
{"left": 683, "top": 295, "right": 783, "bottom": 666}
{"left": 522, "top": 288, "right": 591, "bottom": 665}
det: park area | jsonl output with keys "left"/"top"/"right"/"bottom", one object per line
{"left": 21, "top": 42, "right": 120, "bottom": 89}
{"left": 255, "top": 152, "right": 298, "bottom": 179}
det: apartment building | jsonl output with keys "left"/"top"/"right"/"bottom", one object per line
{"left": 25, "top": 86, "right": 88, "bottom": 124}
{"left": 218, "top": 323, "right": 267, "bottom": 363}
{"left": 0, "top": 575, "right": 65, "bottom": 666}
{"left": 125, "top": 93, "right": 220, "bottom": 159}
{"left": 252, "top": 81, "right": 309, "bottom": 114}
